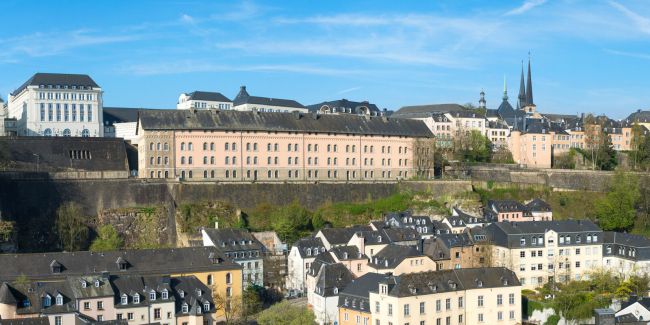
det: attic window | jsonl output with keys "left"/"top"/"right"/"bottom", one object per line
{"left": 43, "top": 295, "right": 51, "bottom": 307}
{"left": 179, "top": 290, "right": 185, "bottom": 298}
{"left": 56, "top": 294, "right": 63, "bottom": 306}
{"left": 477, "top": 280, "right": 483, "bottom": 288}
{"left": 182, "top": 303, "right": 189, "bottom": 313}
{"left": 333, "top": 287, "right": 338, "bottom": 294}
{"left": 81, "top": 281, "right": 87, "bottom": 288}
{"left": 149, "top": 291, "right": 156, "bottom": 301}
{"left": 94, "top": 280, "right": 100, "bottom": 287}
{"left": 197, "top": 289, "right": 202, "bottom": 297}
{"left": 121, "top": 294, "right": 128, "bottom": 305}
{"left": 133, "top": 294, "right": 140, "bottom": 304}
{"left": 162, "top": 289, "right": 168, "bottom": 300}
{"left": 204, "top": 302, "right": 210, "bottom": 311}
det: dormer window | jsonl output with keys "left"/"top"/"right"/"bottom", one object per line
{"left": 380, "top": 284, "right": 388, "bottom": 295}
{"left": 179, "top": 290, "right": 185, "bottom": 298}
{"left": 133, "top": 294, "right": 140, "bottom": 304}
{"left": 204, "top": 302, "right": 210, "bottom": 311}
{"left": 121, "top": 294, "right": 128, "bottom": 305}
{"left": 50, "top": 260, "right": 63, "bottom": 274}
{"left": 94, "top": 280, "right": 100, "bottom": 288}
{"left": 377, "top": 236, "right": 382, "bottom": 243}
{"left": 81, "top": 281, "right": 87, "bottom": 288}
{"left": 333, "top": 287, "right": 338, "bottom": 294}
{"left": 149, "top": 291, "right": 156, "bottom": 301}
{"left": 43, "top": 295, "right": 51, "bottom": 307}
{"left": 477, "top": 280, "right": 483, "bottom": 287}
{"left": 196, "top": 289, "right": 202, "bottom": 297}
{"left": 56, "top": 294, "right": 63, "bottom": 306}
{"left": 162, "top": 290, "right": 168, "bottom": 300}
{"left": 182, "top": 303, "right": 189, "bottom": 313}
{"left": 306, "top": 248, "right": 312, "bottom": 256}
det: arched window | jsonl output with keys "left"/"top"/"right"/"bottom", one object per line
{"left": 157, "top": 171, "right": 161, "bottom": 178}
{"left": 226, "top": 273, "right": 232, "bottom": 284}
{"left": 210, "top": 170, "right": 215, "bottom": 178}
{"left": 268, "top": 170, "right": 272, "bottom": 178}
{"left": 157, "top": 143, "right": 161, "bottom": 150}
{"left": 81, "top": 129, "right": 90, "bottom": 137}
{"left": 204, "top": 171, "right": 208, "bottom": 178}
{"left": 181, "top": 171, "right": 186, "bottom": 179}
{"left": 63, "top": 129, "right": 71, "bottom": 137}
{"left": 150, "top": 142, "right": 154, "bottom": 150}
{"left": 225, "top": 142, "right": 229, "bottom": 151}
{"left": 181, "top": 157, "right": 186, "bottom": 165}
{"left": 203, "top": 142, "right": 207, "bottom": 150}
{"left": 188, "top": 142, "right": 193, "bottom": 150}
{"left": 210, "top": 142, "right": 215, "bottom": 150}
{"left": 164, "top": 171, "right": 169, "bottom": 178}
{"left": 232, "top": 142, "right": 236, "bottom": 151}
{"left": 274, "top": 143, "right": 279, "bottom": 151}
{"left": 210, "top": 156, "right": 215, "bottom": 164}
{"left": 164, "top": 143, "right": 169, "bottom": 150}
{"left": 207, "top": 274, "right": 213, "bottom": 285}
{"left": 275, "top": 170, "right": 279, "bottom": 178}
{"left": 203, "top": 156, "right": 208, "bottom": 164}
{"left": 188, "top": 171, "right": 193, "bottom": 178}
{"left": 188, "top": 157, "right": 193, "bottom": 165}
{"left": 44, "top": 128, "right": 53, "bottom": 137}
{"left": 180, "top": 142, "right": 186, "bottom": 151}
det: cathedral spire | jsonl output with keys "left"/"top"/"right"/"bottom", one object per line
{"left": 526, "top": 53, "right": 534, "bottom": 106}
{"left": 502, "top": 75, "right": 508, "bottom": 101}
{"left": 517, "top": 61, "right": 526, "bottom": 110}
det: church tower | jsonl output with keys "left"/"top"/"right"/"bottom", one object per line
{"left": 523, "top": 55, "right": 536, "bottom": 113}
{"left": 479, "top": 89, "right": 486, "bottom": 109}
{"left": 517, "top": 61, "right": 527, "bottom": 110}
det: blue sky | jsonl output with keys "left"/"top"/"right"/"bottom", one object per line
{"left": 1, "top": 0, "right": 649, "bottom": 118}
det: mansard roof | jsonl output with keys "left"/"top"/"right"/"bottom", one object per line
{"left": 307, "top": 99, "right": 381, "bottom": 114}
{"left": 233, "top": 86, "right": 304, "bottom": 108}
{"left": 137, "top": 109, "right": 433, "bottom": 137}
{"left": 12, "top": 73, "right": 99, "bottom": 96}
{"left": 186, "top": 91, "right": 231, "bottom": 102}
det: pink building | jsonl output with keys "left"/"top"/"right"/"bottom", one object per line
{"left": 137, "top": 110, "right": 434, "bottom": 181}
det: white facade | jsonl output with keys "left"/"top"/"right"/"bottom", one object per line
{"left": 286, "top": 246, "right": 319, "bottom": 292}
{"left": 8, "top": 73, "right": 103, "bottom": 137}
{"left": 177, "top": 92, "right": 232, "bottom": 110}
{"left": 615, "top": 301, "right": 650, "bottom": 322}
{"left": 312, "top": 293, "right": 340, "bottom": 325}
{"left": 114, "top": 122, "right": 138, "bottom": 142}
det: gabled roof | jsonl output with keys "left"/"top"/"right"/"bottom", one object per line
{"left": 338, "top": 273, "right": 387, "bottom": 312}
{"left": 318, "top": 226, "right": 373, "bottom": 246}
{"left": 292, "top": 237, "right": 325, "bottom": 258}
{"left": 487, "top": 199, "right": 526, "bottom": 213}
{"left": 329, "top": 246, "right": 366, "bottom": 261}
{"left": 368, "top": 245, "right": 422, "bottom": 269}
{"left": 0, "top": 247, "right": 239, "bottom": 282}
{"left": 186, "top": 91, "right": 231, "bottom": 103}
{"left": 314, "top": 263, "right": 354, "bottom": 297}
{"left": 603, "top": 232, "right": 650, "bottom": 248}
{"left": 233, "top": 86, "right": 304, "bottom": 108}
{"left": 309, "top": 252, "right": 336, "bottom": 277}
{"left": 137, "top": 109, "right": 432, "bottom": 137}
{"left": 202, "top": 228, "right": 265, "bottom": 254}
{"left": 626, "top": 110, "right": 650, "bottom": 123}
{"left": 103, "top": 107, "right": 170, "bottom": 125}
{"left": 525, "top": 199, "right": 552, "bottom": 212}
{"left": 12, "top": 73, "right": 99, "bottom": 96}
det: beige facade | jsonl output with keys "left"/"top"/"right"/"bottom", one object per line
{"left": 367, "top": 256, "right": 437, "bottom": 275}
{"left": 508, "top": 130, "right": 552, "bottom": 168}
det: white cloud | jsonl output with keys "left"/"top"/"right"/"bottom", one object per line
{"left": 336, "top": 87, "right": 361, "bottom": 95}
{"left": 604, "top": 48, "right": 650, "bottom": 60}
{"left": 505, "top": 0, "right": 548, "bottom": 16}
{"left": 608, "top": 1, "right": 650, "bottom": 35}
{"left": 180, "top": 14, "right": 195, "bottom": 24}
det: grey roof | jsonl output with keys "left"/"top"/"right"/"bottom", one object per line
{"left": 202, "top": 228, "right": 265, "bottom": 256}
{"left": 423, "top": 233, "right": 475, "bottom": 261}
{"left": 292, "top": 237, "right": 325, "bottom": 258}
{"left": 67, "top": 275, "right": 115, "bottom": 299}
{"left": 447, "top": 110, "right": 486, "bottom": 119}
{"left": 103, "top": 107, "right": 171, "bottom": 125}
{"left": 368, "top": 244, "right": 422, "bottom": 269}
{"left": 525, "top": 199, "right": 552, "bottom": 212}
{"left": 0, "top": 247, "right": 240, "bottom": 282}
{"left": 338, "top": 273, "right": 388, "bottom": 312}
{"left": 431, "top": 220, "right": 452, "bottom": 235}
{"left": 329, "top": 246, "right": 366, "bottom": 261}
{"left": 393, "top": 103, "right": 466, "bottom": 118}
{"left": 307, "top": 99, "right": 381, "bottom": 114}
{"left": 233, "top": 86, "right": 304, "bottom": 108}
{"left": 319, "top": 226, "right": 373, "bottom": 247}
{"left": 309, "top": 252, "right": 336, "bottom": 277}
{"left": 137, "top": 109, "right": 432, "bottom": 137}
{"left": 487, "top": 200, "right": 526, "bottom": 213}
{"left": 314, "top": 263, "right": 354, "bottom": 297}
{"left": 0, "top": 318, "right": 50, "bottom": 325}
{"left": 12, "top": 73, "right": 99, "bottom": 96}
{"left": 450, "top": 207, "right": 485, "bottom": 225}
{"left": 486, "top": 220, "right": 602, "bottom": 248}
{"left": 170, "top": 276, "right": 214, "bottom": 315}
{"left": 186, "top": 91, "right": 231, "bottom": 103}
{"left": 603, "top": 232, "right": 650, "bottom": 261}
{"left": 382, "top": 211, "right": 435, "bottom": 236}
{"left": 0, "top": 283, "right": 18, "bottom": 305}
{"left": 381, "top": 267, "right": 519, "bottom": 298}
{"left": 626, "top": 110, "right": 650, "bottom": 123}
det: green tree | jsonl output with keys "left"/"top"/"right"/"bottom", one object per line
{"left": 90, "top": 224, "right": 124, "bottom": 251}
{"left": 55, "top": 202, "right": 89, "bottom": 251}
{"left": 596, "top": 132, "right": 617, "bottom": 171}
{"left": 257, "top": 301, "right": 316, "bottom": 325}
{"left": 455, "top": 130, "right": 492, "bottom": 163}
{"left": 241, "top": 286, "right": 262, "bottom": 321}
{"left": 270, "top": 201, "right": 313, "bottom": 243}
{"left": 491, "top": 146, "right": 515, "bottom": 164}
{"left": 596, "top": 171, "right": 640, "bottom": 231}
{"left": 553, "top": 149, "right": 577, "bottom": 169}
{"left": 552, "top": 281, "right": 611, "bottom": 325}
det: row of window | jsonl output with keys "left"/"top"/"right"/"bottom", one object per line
{"left": 37, "top": 91, "right": 95, "bottom": 100}
{"left": 374, "top": 293, "right": 515, "bottom": 317}
{"left": 39, "top": 103, "right": 92, "bottom": 122}
{"left": 42, "top": 128, "right": 90, "bottom": 137}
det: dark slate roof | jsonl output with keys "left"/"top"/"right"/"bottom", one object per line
{"left": 67, "top": 276, "right": 115, "bottom": 299}
{"left": 202, "top": 228, "right": 265, "bottom": 256}
{"left": 437, "top": 233, "right": 475, "bottom": 249}
{"left": 307, "top": 99, "right": 381, "bottom": 114}
{"left": 0, "top": 247, "right": 240, "bottom": 282}
{"left": 603, "top": 232, "right": 650, "bottom": 247}
{"left": 0, "top": 137, "right": 128, "bottom": 172}
{"left": 0, "top": 283, "right": 18, "bottom": 304}
{"left": 309, "top": 252, "right": 336, "bottom": 277}
{"left": 233, "top": 86, "right": 304, "bottom": 108}
{"left": 447, "top": 110, "right": 486, "bottom": 119}
{"left": 318, "top": 226, "right": 373, "bottom": 246}
{"left": 486, "top": 109, "right": 499, "bottom": 118}
{"left": 627, "top": 110, "right": 650, "bottom": 123}
{"left": 487, "top": 200, "right": 526, "bottom": 213}
{"left": 486, "top": 220, "right": 602, "bottom": 248}
{"left": 186, "top": 91, "right": 231, "bottom": 103}
{"left": 525, "top": 199, "right": 552, "bottom": 212}
{"left": 338, "top": 273, "right": 387, "bottom": 312}
{"left": 138, "top": 109, "right": 432, "bottom": 137}
{"left": 382, "top": 211, "right": 435, "bottom": 236}
{"left": 171, "top": 276, "right": 214, "bottom": 315}
{"left": 12, "top": 73, "right": 99, "bottom": 96}
{"left": 292, "top": 237, "right": 325, "bottom": 258}
{"left": 0, "top": 318, "right": 50, "bottom": 325}
{"left": 450, "top": 207, "right": 485, "bottom": 225}
{"left": 393, "top": 104, "right": 466, "bottom": 118}
{"left": 368, "top": 244, "right": 422, "bottom": 269}
{"left": 314, "top": 263, "right": 354, "bottom": 297}
{"left": 423, "top": 233, "right": 477, "bottom": 261}
{"left": 431, "top": 220, "right": 452, "bottom": 235}
{"left": 329, "top": 246, "right": 366, "bottom": 261}
{"left": 103, "top": 107, "right": 171, "bottom": 125}
{"left": 492, "top": 220, "right": 600, "bottom": 234}
{"left": 602, "top": 232, "right": 650, "bottom": 261}
{"left": 382, "top": 267, "right": 519, "bottom": 298}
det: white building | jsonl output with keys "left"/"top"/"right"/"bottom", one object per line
{"left": 201, "top": 228, "right": 265, "bottom": 287}
{"left": 602, "top": 231, "right": 650, "bottom": 278}
{"left": 486, "top": 220, "right": 603, "bottom": 289}
{"left": 286, "top": 237, "right": 326, "bottom": 293}
{"left": 8, "top": 73, "right": 103, "bottom": 137}
{"left": 232, "top": 86, "right": 307, "bottom": 113}
{"left": 177, "top": 91, "right": 232, "bottom": 110}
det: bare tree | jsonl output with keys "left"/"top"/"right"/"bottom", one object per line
{"left": 212, "top": 285, "right": 242, "bottom": 324}
{"left": 413, "top": 138, "right": 436, "bottom": 179}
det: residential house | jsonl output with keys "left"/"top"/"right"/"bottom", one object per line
{"left": 484, "top": 200, "right": 527, "bottom": 222}
{"left": 423, "top": 233, "right": 487, "bottom": 271}
{"left": 380, "top": 211, "right": 436, "bottom": 239}
{"left": 311, "top": 263, "right": 354, "bottom": 325}
{"left": 602, "top": 232, "right": 650, "bottom": 278}
{"left": 366, "top": 245, "right": 436, "bottom": 275}
{"left": 525, "top": 198, "right": 553, "bottom": 221}
{"left": 367, "top": 268, "right": 522, "bottom": 325}
{"left": 177, "top": 91, "right": 232, "bottom": 110}
{"left": 201, "top": 228, "right": 265, "bottom": 287}
{"left": 338, "top": 273, "right": 387, "bottom": 325}
{"left": 232, "top": 86, "right": 307, "bottom": 113}
{"left": 316, "top": 226, "right": 373, "bottom": 250}
{"left": 485, "top": 220, "right": 603, "bottom": 289}
{"left": 443, "top": 208, "right": 486, "bottom": 233}
{"left": 286, "top": 237, "right": 326, "bottom": 293}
